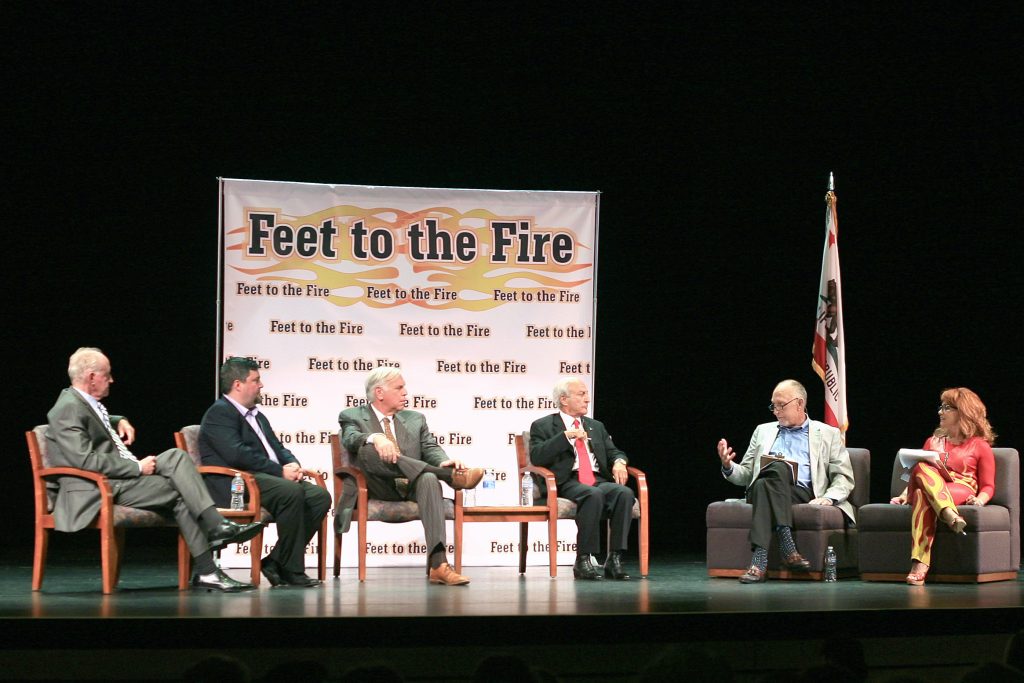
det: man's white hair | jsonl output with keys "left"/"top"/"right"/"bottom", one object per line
{"left": 552, "top": 377, "right": 585, "bottom": 405}
{"left": 68, "top": 347, "right": 106, "bottom": 383}
{"left": 365, "top": 367, "right": 403, "bottom": 403}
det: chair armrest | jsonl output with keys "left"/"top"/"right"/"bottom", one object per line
{"left": 334, "top": 465, "right": 368, "bottom": 490}
{"left": 38, "top": 467, "right": 116, "bottom": 515}
{"left": 333, "top": 465, "right": 368, "bottom": 519}
{"left": 195, "top": 466, "right": 261, "bottom": 515}
{"left": 39, "top": 466, "right": 111, "bottom": 485}
{"left": 523, "top": 464, "right": 559, "bottom": 501}
{"left": 626, "top": 466, "right": 648, "bottom": 493}
{"left": 301, "top": 468, "right": 329, "bottom": 490}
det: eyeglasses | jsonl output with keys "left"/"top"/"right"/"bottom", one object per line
{"left": 768, "top": 397, "right": 801, "bottom": 413}
{"left": 938, "top": 403, "right": 958, "bottom": 413}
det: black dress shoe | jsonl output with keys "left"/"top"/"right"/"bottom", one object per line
{"left": 281, "top": 571, "right": 321, "bottom": 588}
{"left": 260, "top": 557, "right": 285, "bottom": 587}
{"left": 207, "top": 520, "right": 263, "bottom": 551}
{"left": 604, "top": 551, "right": 631, "bottom": 580}
{"left": 192, "top": 568, "right": 256, "bottom": 592}
{"left": 573, "top": 555, "right": 602, "bottom": 580}
{"left": 261, "top": 557, "right": 321, "bottom": 588}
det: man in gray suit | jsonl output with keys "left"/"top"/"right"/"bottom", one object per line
{"left": 717, "top": 379, "right": 855, "bottom": 584}
{"left": 337, "top": 367, "right": 484, "bottom": 585}
{"left": 45, "top": 347, "right": 264, "bottom": 592}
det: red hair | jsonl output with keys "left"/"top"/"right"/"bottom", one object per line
{"left": 934, "top": 387, "right": 996, "bottom": 444}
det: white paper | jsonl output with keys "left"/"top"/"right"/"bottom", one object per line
{"left": 897, "top": 449, "right": 942, "bottom": 481}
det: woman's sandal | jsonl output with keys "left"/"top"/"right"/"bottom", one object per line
{"left": 906, "top": 562, "right": 929, "bottom": 586}
{"left": 941, "top": 508, "right": 968, "bottom": 535}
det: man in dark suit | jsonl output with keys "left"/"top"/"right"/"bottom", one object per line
{"left": 529, "top": 378, "right": 635, "bottom": 580}
{"left": 198, "top": 357, "right": 331, "bottom": 588}
{"left": 46, "top": 347, "right": 263, "bottom": 592}
{"left": 338, "top": 367, "right": 484, "bottom": 585}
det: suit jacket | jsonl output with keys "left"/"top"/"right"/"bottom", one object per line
{"left": 198, "top": 397, "right": 299, "bottom": 508}
{"left": 529, "top": 413, "right": 628, "bottom": 486}
{"left": 45, "top": 388, "right": 142, "bottom": 532}
{"left": 338, "top": 405, "right": 447, "bottom": 466}
{"left": 725, "top": 419, "right": 856, "bottom": 523}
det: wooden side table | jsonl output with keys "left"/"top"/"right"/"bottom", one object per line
{"left": 453, "top": 502, "right": 559, "bottom": 577}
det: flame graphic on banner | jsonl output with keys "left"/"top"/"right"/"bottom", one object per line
{"left": 228, "top": 205, "right": 592, "bottom": 310}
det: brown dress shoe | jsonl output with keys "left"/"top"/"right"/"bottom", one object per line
{"left": 428, "top": 562, "right": 470, "bottom": 585}
{"left": 450, "top": 467, "right": 485, "bottom": 490}
{"left": 782, "top": 552, "right": 811, "bottom": 570}
{"left": 738, "top": 565, "right": 766, "bottom": 584}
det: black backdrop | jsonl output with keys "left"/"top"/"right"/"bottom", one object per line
{"left": 4, "top": 4, "right": 1021, "bottom": 558}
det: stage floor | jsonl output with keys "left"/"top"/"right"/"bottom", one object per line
{"left": 2, "top": 548, "right": 1022, "bottom": 681}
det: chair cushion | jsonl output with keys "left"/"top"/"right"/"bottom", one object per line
{"left": 706, "top": 501, "right": 847, "bottom": 530}
{"left": 112, "top": 506, "right": 178, "bottom": 527}
{"left": 554, "top": 497, "right": 641, "bottom": 519}
{"left": 858, "top": 503, "right": 1010, "bottom": 533}
{"left": 365, "top": 498, "right": 456, "bottom": 523}
{"left": 706, "top": 500, "right": 753, "bottom": 528}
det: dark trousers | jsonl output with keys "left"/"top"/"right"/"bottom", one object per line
{"left": 745, "top": 461, "right": 812, "bottom": 550}
{"left": 253, "top": 473, "right": 331, "bottom": 574}
{"left": 558, "top": 474, "right": 635, "bottom": 555}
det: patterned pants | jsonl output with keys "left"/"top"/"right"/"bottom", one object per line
{"left": 908, "top": 462, "right": 974, "bottom": 565}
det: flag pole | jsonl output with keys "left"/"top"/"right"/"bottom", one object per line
{"left": 813, "top": 171, "right": 848, "bottom": 440}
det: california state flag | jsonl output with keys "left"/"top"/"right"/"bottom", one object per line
{"left": 812, "top": 174, "right": 849, "bottom": 438}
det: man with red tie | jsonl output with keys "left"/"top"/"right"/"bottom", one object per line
{"left": 529, "top": 378, "right": 634, "bottom": 580}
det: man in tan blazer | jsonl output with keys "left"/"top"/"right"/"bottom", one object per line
{"left": 717, "top": 379, "right": 854, "bottom": 584}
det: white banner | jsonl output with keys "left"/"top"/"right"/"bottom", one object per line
{"left": 218, "top": 179, "right": 598, "bottom": 568}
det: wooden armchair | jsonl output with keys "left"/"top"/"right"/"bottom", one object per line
{"left": 175, "top": 425, "right": 328, "bottom": 586}
{"left": 27, "top": 425, "right": 189, "bottom": 594}
{"left": 330, "top": 433, "right": 456, "bottom": 581}
{"left": 514, "top": 432, "right": 650, "bottom": 578}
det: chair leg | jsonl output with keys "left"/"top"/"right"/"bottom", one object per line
{"left": 317, "top": 518, "right": 327, "bottom": 582}
{"left": 334, "top": 531, "right": 342, "bottom": 578}
{"left": 112, "top": 528, "right": 127, "bottom": 588}
{"left": 250, "top": 532, "right": 264, "bottom": 586}
{"left": 454, "top": 508, "right": 464, "bottom": 574}
{"left": 100, "top": 525, "right": 116, "bottom": 595}
{"left": 547, "top": 514, "right": 558, "bottom": 578}
{"left": 519, "top": 522, "right": 528, "bottom": 574}
{"left": 32, "top": 524, "right": 48, "bottom": 591}
{"left": 357, "top": 517, "right": 367, "bottom": 582}
{"left": 178, "top": 534, "right": 190, "bottom": 590}
{"left": 639, "top": 512, "right": 649, "bottom": 578}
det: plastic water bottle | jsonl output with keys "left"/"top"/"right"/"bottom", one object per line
{"left": 823, "top": 545, "right": 837, "bottom": 582}
{"left": 230, "top": 473, "right": 245, "bottom": 510}
{"left": 521, "top": 472, "right": 534, "bottom": 506}
{"left": 480, "top": 469, "right": 496, "bottom": 505}
{"left": 462, "top": 485, "right": 476, "bottom": 507}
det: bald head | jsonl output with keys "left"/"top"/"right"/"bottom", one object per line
{"left": 770, "top": 379, "right": 808, "bottom": 427}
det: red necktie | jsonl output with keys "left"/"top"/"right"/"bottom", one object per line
{"left": 573, "top": 418, "right": 596, "bottom": 486}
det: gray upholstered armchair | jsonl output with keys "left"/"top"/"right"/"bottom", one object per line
{"left": 858, "top": 447, "right": 1019, "bottom": 583}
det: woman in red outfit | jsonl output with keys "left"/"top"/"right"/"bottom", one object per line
{"left": 890, "top": 387, "right": 996, "bottom": 585}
